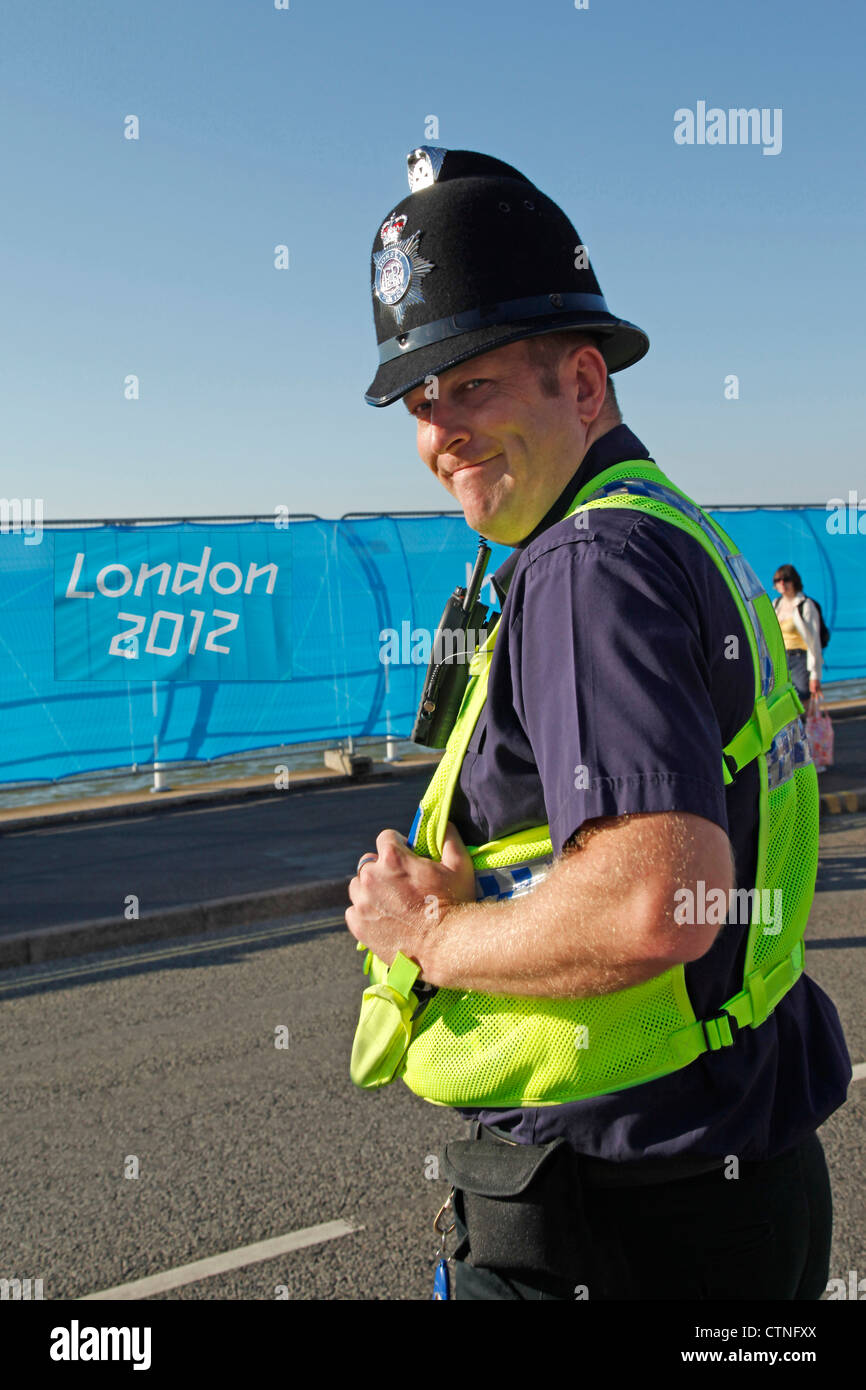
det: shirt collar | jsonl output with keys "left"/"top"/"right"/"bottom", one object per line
{"left": 489, "top": 423, "right": 652, "bottom": 605}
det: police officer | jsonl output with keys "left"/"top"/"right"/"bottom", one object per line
{"left": 346, "top": 148, "right": 851, "bottom": 1301}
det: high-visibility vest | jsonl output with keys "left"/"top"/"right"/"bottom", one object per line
{"left": 350, "top": 460, "right": 819, "bottom": 1108}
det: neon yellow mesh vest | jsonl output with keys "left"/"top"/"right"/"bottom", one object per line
{"left": 350, "top": 460, "right": 819, "bottom": 1107}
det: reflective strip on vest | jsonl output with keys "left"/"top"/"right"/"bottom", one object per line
{"left": 475, "top": 857, "right": 554, "bottom": 902}
{"left": 767, "top": 716, "right": 814, "bottom": 790}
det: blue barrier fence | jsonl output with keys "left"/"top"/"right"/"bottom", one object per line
{"left": 1, "top": 507, "right": 863, "bottom": 784}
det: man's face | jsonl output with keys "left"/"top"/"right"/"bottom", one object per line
{"left": 402, "top": 339, "right": 590, "bottom": 545}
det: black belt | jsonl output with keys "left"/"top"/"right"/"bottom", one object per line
{"left": 476, "top": 1122, "right": 727, "bottom": 1189}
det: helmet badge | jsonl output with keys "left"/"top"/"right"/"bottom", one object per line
{"left": 407, "top": 146, "right": 447, "bottom": 192}
{"left": 373, "top": 213, "right": 435, "bottom": 326}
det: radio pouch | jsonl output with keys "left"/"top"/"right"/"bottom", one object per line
{"left": 440, "top": 1130, "right": 595, "bottom": 1290}
{"left": 349, "top": 952, "right": 422, "bottom": 1090}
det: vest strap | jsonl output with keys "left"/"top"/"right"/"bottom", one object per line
{"left": 722, "top": 688, "right": 804, "bottom": 782}
{"left": 409, "top": 623, "right": 499, "bottom": 861}
{"left": 387, "top": 951, "right": 422, "bottom": 998}
{"left": 671, "top": 940, "right": 805, "bottom": 1062}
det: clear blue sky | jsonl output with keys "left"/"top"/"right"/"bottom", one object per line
{"left": 0, "top": 0, "right": 862, "bottom": 520}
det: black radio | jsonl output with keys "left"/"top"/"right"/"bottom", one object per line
{"left": 411, "top": 539, "right": 494, "bottom": 748}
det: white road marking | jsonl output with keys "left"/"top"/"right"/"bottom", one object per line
{"left": 80, "top": 1219, "right": 362, "bottom": 1300}
{"left": 0, "top": 914, "right": 345, "bottom": 995}
{"left": 852, "top": 1061, "right": 866, "bottom": 1083}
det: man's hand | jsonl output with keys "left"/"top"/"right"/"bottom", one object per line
{"left": 353, "top": 809, "right": 734, "bottom": 997}
{"left": 345, "top": 821, "right": 476, "bottom": 970}
{"left": 809, "top": 677, "right": 821, "bottom": 697}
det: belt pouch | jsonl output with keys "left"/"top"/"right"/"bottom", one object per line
{"left": 440, "top": 1133, "right": 593, "bottom": 1286}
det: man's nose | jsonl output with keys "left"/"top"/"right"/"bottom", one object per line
{"left": 425, "top": 401, "right": 471, "bottom": 461}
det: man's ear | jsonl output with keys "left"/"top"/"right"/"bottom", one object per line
{"left": 573, "top": 346, "right": 608, "bottom": 425}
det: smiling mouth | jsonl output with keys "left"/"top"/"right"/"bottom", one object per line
{"left": 450, "top": 453, "right": 501, "bottom": 477}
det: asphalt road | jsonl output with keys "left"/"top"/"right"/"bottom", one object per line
{"left": 0, "top": 774, "right": 430, "bottom": 934}
{"left": 0, "top": 810, "right": 863, "bottom": 1301}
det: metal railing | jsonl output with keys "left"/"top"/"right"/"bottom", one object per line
{"left": 22, "top": 503, "right": 835, "bottom": 529}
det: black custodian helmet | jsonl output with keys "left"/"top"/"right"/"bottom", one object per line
{"left": 365, "top": 147, "right": 649, "bottom": 406}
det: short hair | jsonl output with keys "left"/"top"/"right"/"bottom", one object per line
{"left": 523, "top": 330, "right": 620, "bottom": 417}
{"left": 773, "top": 563, "right": 803, "bottom": 593}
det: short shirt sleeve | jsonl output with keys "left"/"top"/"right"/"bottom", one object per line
{"left": 506, "top": 510, "right": 743, "bottom": 857}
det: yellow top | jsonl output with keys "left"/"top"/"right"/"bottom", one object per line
{"left": 778, "top": 614, "right": 807, "bottom": 652}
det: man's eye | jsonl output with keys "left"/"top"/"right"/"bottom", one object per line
{"left": 412, "top": 400, "right": 432, "bottom": 418}
{"left": 462, "top": 378, "right": 488, "bottom": 391}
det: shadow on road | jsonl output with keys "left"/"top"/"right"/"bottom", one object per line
{"left": 815, "top": 855, "right": 866, "bottom": 894}
{"left": 806, "top": 936, "right": 866, "bottom": 951}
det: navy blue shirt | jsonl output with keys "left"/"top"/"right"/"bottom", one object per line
{"left": 450, "top": 424, "right": 851, "bottom": 1163}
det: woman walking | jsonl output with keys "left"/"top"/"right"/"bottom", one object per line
{"left": 772, "top": 564, "right": 823, "bottom": 707}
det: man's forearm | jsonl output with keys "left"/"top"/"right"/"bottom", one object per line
{"left": 419, "top": 848, "right": 673, "bottom": 997}
{"left": 347, "top": 812, "right": 729, "bottom": 996}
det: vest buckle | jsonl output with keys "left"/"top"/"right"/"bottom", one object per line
{"left": 701, "top": 1009, "right": 739, "bottom": 1051}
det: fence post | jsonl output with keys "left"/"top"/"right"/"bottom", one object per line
{"left": 384, "top": 660, "right": 397, "bottom": 761}
{"left": 150, "top": 681, "right": 170, "bottom": 792}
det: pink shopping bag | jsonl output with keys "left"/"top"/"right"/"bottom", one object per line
{"left": 806, "top": 696, "right": 834, "bottom": 771}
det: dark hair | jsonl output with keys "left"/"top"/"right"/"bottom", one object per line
{"left": 523, "top": 330, "right": 620, "bottom": 416}
{"left": 773, "top": 563, "right": 803, "bottom": 593}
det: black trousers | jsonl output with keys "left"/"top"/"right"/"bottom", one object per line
{"left": 448, "top": 1127, "right": 833, "bottom": 1301}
